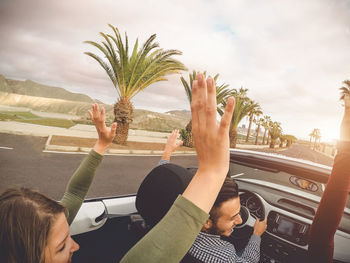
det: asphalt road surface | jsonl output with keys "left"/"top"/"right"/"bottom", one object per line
{"left": 0, "top": 133, "right": 198, "bottom": 200}
{"left": 253, "top": 143, "right": 334, "bottom": 167}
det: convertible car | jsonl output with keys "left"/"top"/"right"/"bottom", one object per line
{"left": 70, "top": 149, "right": 350, "bottom": 263}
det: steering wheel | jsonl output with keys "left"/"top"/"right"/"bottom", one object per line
{"left": 227, "top": 190, "right": 266, "bottom": 250}
{"left": 237, "top": 190, "right": 265, "bottom": 225}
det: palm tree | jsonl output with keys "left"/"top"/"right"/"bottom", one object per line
{"left": 220, "top": 92, "right": 258, "bottom": 148}
{"left": 254, "top": 118, "right": 264, "bottom": 145}
{"left": 180, "top": 71, "right": 231, "bottom": 147}
{"left": 340, "top": 80, "right": 350, "bottom": 99}
{"left": 269, "top": 121, "right": 282, "bottom": 149}
{"left": 309, "top": 128, "right": 321, "bottom": 149}
{"left": 285, "top": 134, "right": 297, "bottom": 147}
{"left": 313, "top": 128, "right": 321, "bottom": 150}
{"left": 85, "top": 24, "right": 186, "bottom": 144}
{"left": 279, "top": 134, "right": 286, "bottom": 148}
{"left": 262, "top": 115, "right": 271, "bottom": 145}
{"left": 245, "top": 104, "right": 262, "bottom": 143}
{"left": 232, "top": 87, "right": 248, "bottom": 98}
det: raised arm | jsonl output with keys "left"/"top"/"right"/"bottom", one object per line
{"left": 182, "top": 74, "right": 235, "bottom": 213}
{"left": 308, "top": 95, "right": 350, "bottom": 262}
{"left": 121, "top": 74, "right": 235, "bottom": 262}
{"left": 158, "top": 129, "right": 183, "bottom": 166}
{"left": 60, "top": 103, "right": 116, "bottom": 224}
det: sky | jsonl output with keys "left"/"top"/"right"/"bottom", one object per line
{"left": 0, "top": 0, "right": 349, "bottom": 142}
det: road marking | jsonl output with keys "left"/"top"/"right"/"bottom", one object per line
{"left": 0, "top": 146, "right": 14, "bottom": 150}
{"left": 231, "top": 173, "right": 244, "bottom": 178}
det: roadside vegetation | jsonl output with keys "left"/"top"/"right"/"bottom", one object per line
{"left": 0, "top": 111, "right": 75, "bottom": 128}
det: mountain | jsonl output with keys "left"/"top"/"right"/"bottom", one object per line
{"left": 165, "top": 110, "right": 191, "bottom": 119}
{"left": 0, "top": 74, "right": 94, "bottom": 103}
{"left": 0, "top": 75, "right": 190, "bottom": 132}
{"left": 130, "top": 109, "right": 189, "bottom": 132}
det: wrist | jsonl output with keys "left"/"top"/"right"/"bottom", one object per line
{"left": 196, "top": 165, "right": 228, "bottom": 178}
{"left": 253, "top": 231, "right": 262, "bottom": 237}
{"left": 161, "top": 151, "right": 171, "bottom": 161}
{"left": 93, "top": 140, "right": 109, "bottom": 155}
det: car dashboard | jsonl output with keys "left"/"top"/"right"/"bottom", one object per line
{"left": 229, "top": 149, "right": 350, "bottom": 263}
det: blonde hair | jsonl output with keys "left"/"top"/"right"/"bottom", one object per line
{"left": 0, "top": 188, "right": 65, "bottom": 263}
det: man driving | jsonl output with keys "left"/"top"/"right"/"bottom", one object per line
{"left": 155, "top": 130, "right": 267, "bottom": 262}
{"left": 186, "top": 177, "right": 266, "bottom": 262}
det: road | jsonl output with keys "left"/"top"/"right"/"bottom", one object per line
{"left": 1, "top": 133, "right": 334, "bottom": 200}
{"left": 0, "top": 133, "right": 198, "bottom": 200}
{"left": 253, "top": 143, "right": 334, "bottom": 167}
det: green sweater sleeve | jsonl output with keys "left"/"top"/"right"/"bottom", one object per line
{"left": 120, "top": 195, "right": 209, "bottom": 263}
{"left": 60, "top": 149, "right": 103, "bottom": 225}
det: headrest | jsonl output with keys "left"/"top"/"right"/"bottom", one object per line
{"left": 136, "top": 163, "right": 194, "bottom": 227}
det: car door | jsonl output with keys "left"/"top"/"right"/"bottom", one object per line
{"left": 70, "top": 195, "right": 142, "bottom": 263}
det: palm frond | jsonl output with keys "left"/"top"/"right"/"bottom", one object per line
{"left": 84, "top": 52, "right": 118, "bottom": 92}
{"left": 180, "top": 70, "right": 230, "bottom": 111}
{"left": 220, "top": 94, "right": 257, "bottom": 129}
{"left": 85, "top": 24, "right": 186, "bottom": 100}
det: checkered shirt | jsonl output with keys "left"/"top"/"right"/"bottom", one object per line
{"left": 188, "top": 231, "right": 261, "bottom": 263}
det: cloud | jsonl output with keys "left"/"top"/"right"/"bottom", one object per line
{"left": 0, "top": 0, "right": 349, "bottom": 140}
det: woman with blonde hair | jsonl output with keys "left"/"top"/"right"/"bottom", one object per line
{"left": 0, "top": 103, "right": 116, "bottom": 263}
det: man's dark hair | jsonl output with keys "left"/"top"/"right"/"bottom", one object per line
{"left": 210, "top": 177, "right": 239, "bottom": 222}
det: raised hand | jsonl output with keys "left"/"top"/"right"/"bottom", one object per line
{"left": 183, "top": 73, "right": 235, "bottom": 213}
{"left": 88, "top": 103, "right": 117, "bottom": 154}
{"left": 162, "top": 129, "right": 183, "bottom": 161}
{"left": 191, "top": 73, "right": 235, "bottom": 177}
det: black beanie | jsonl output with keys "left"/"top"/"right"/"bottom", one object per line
{"left": 136, "top": 163, "right": 194, "bottom": 227}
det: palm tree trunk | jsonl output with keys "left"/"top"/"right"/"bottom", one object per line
{"left": 267, "top": 130, "right": 270, "bottom": 145}
{"left": 262, "top": 129, "right": 267, "bottom": 144}
{"left": 270, "top": 139, "right": 275, "bottom": 149}
{"left": 113, "top": 98, "right": 133, "bottom": 145}
{"left": 255, "top": 124, "right": 260, "bottom": 145}
{"left": 313, "top": 138, "right": 317, "bottom": 150}
{"left": 245, "top": 115, "right": 253, "bottom": 142}
{"left": 114, "top": 122, "right": 129, "bottom": 145}
{"left": 230, "top": 127, "right": 238, "bottom": 148}
{"left": 309, "top": 136, "right": 313, "bottom": 148}
{"left": 184, "top": 120, "right": 194, "bottom": 147}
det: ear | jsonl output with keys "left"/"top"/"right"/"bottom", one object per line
{"left": 202, "top": 218, "right": 213, "bottom": 230}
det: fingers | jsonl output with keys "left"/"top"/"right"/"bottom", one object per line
{"left": 89, "top": 103, "right": 108, "bottom": 123}
{"left": 219, "top": 97, "right": 235, "bottom": 135}
{"left": 206, "top": 77, "right": 217, "bottom": 129}
{"left": 89, "top": 103, "right": 100, "bottom": 121}
{"left": 88, "top": 110, "right": 93, "bottom": 120}
{"left": 109, "top": 122, "right": 117, "bottom": 137}
{"left": 167, "top": 129, "right": 179, "bottom": 143}
{"left": 101, "top": 107, "right": 105, "bottom": 121}
{"left": 191, "top": 79, "right": 199, "bottom": 136}
{"left": 93, "top": 103, "right": 99, "bottom": 118}
{"left": 196, "top": 74, "right": 208, "bottom": 133}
